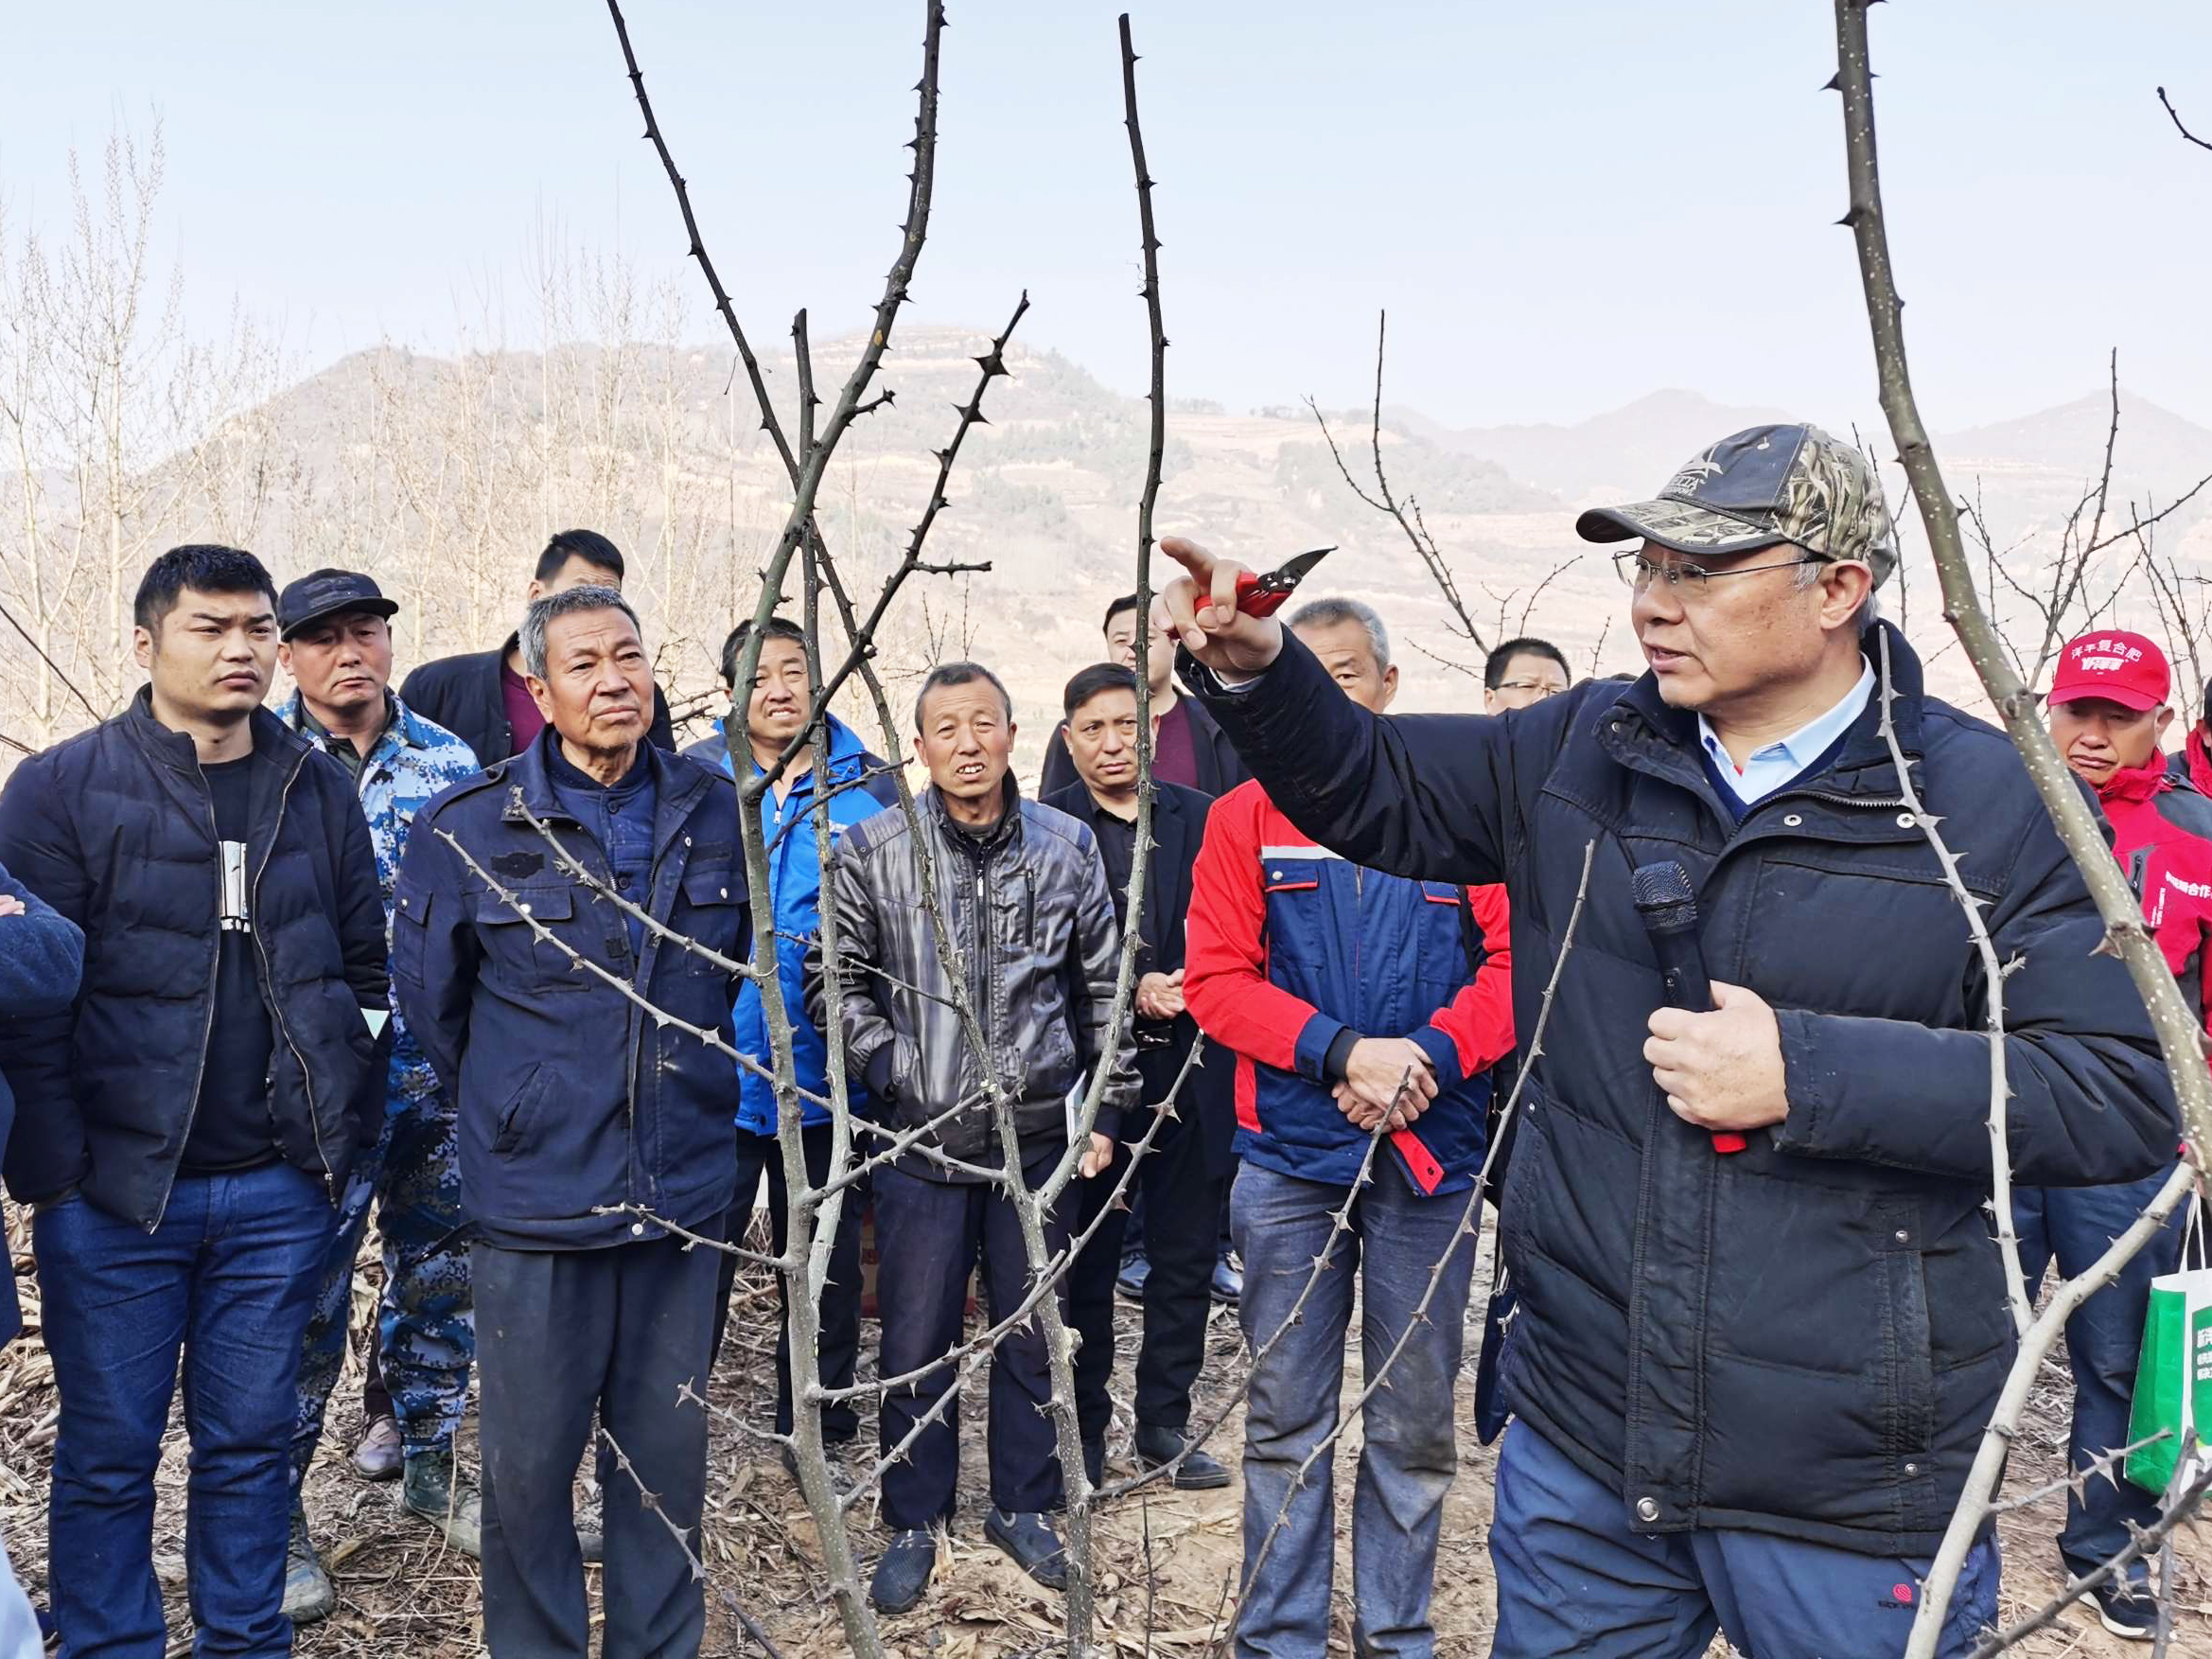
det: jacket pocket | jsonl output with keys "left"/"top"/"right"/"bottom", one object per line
{"left": 677, "top": 863, "right": 746, "bottom": 976}
{"left": 473, "top": 885, "right": 586, "bottom": 989}
{"left": 1881, "top": 1209, "right": 1938, "bottom": 1456}
{"left": 492, "top": 1061, "right": 555, "bottom": 1156}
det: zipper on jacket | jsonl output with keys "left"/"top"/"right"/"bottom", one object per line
{"left": 152, "top": 779, "right": 232, "bottom": 1232}
{"left": 252, "top": 747, "right": 338, "bottom": 1205}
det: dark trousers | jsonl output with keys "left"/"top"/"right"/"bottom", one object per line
{"left": 1070, "top": 1124, "right": 1225, "bottom": 1447}
{"left": 34, "top": 1163, "right": 328, "bottom": 1659}
{"left": 710, "top": 1124, "right": 865, "bottom": 1442}
{"left": 873, "top": 1144, "right": 1069, "bottom": 1529}
{"left": 475, "top": 1234, "right": 721, "bottom": 1659}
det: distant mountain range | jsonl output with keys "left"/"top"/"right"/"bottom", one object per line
{"left": 16, "top": 331, "right": 2208, "bottom": 762}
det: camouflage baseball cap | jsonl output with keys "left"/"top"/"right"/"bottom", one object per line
{"left": 1574, "top": 423, "right": 1898, "bottom": 588}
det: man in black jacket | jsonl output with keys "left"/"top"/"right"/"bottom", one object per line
{"left": 1045, "top": 662, "right": 1235, "bottom": 1491}
{"left": 1038, "top": 591, "right": 1247, "bottom": 800}
{"left": 394, "top": 584, "right": 746, "bottom": 1658}
{"left": 399, "top": 528, "right": 676, "bottom": 764}
{"left": 809, "top": 661, "right": 1139, "bottom": 1614}
{"left": 1156, "top": 425, "right": 2177, "bottom": 1659}
{"left": 0, "top": 544, "right": 390, "bottom": 1657}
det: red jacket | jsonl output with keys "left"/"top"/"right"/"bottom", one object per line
{"left": 2103, "top": 754, "right": 2212, "bottom": 1058}
{"left": 1184, "top": 779, "right": 1514, "bottom": 1194}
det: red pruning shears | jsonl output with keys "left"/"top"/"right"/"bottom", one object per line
{"left": 1226, "top": 546, "right": 1335, "bottom": 619}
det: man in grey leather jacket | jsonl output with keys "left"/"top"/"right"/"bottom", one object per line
{"left": 807, "top": 660, "right": 1137, "bottom": 1613}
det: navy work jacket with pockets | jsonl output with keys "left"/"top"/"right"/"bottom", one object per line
{"left": 1189, "top": 620, "right": 2177, "bottom": 1559}
{"left": 393, "top": 730, "right": 748, "bottom": 1250}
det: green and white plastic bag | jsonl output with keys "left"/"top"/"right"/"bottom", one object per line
{"left": 2125, "top": 1197, "right": 2212, "bottom": 1495}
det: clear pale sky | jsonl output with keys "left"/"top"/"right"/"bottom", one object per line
{"left": 7, "top": 2, "right": 2210, "bottom": 431}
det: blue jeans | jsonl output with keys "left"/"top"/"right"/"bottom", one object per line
{"left": 0, "top": 1536, "right": 38, "bottom": 1659}
{"left": 2013, "top": 1168, "right": 2188, "bottom": 1580}
{"left": 35, "top": 1164, "right": 330, "bottom": 1659}
{"left": 1230, "top": 1157, "right": 1478, "bottom": 1659}
{"left": 1490, "top": 1422, "right": 2000, "bottom": 1658}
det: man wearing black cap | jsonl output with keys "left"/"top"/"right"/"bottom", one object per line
{"left": 1155, "top": 425, "right": 2178, "bottom": 1658}
{"left": 272, "top": 570, "right": 487, "bottom": 1619}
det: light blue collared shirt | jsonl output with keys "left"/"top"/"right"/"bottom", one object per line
{"left": 1696, "top": 661, "right": 1875, "bottom": 807}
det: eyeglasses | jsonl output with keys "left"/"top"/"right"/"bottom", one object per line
{"left": 1612, "top": 550, "right": 1820, "bottom": 592}
{"left": 1492, "top": 681, "right": 1563, "bottom": 700}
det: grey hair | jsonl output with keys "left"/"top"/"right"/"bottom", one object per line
{"left": 519, "top": 584, "right": 642, "bottom": 679}
{"left": 1285, "top": 595, "right": 1391, "bottom": 670}
{"left": 1792, "top": 556, "right": 1883, "bottom": 632}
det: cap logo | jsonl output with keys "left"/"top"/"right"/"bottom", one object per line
{"left": 2071, "top": 638, "right": 2144, "bottom": 671}
{"left": 1667, "top": 451, "right": 1724, "bottom": 497}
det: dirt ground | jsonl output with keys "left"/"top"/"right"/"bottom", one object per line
{"left": 1, "top": 1222, "right": 2207, "bottom": 1657}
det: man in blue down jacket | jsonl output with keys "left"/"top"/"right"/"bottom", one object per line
{"left": 1155, "top": 425, "right": 2179, "bottom": 1659}
{"left": 394, "top": 585, "right": 746, "bottom": 1659}
{"left": 0, "top": 862, "right": 83, "bottom": 1653}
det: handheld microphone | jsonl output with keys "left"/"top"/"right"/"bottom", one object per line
{"left": 1630, "top": 859, "right": 1746, "bottom": 1155}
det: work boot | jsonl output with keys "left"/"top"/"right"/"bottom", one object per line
{"left": 985, "top": 1509, "right": 1068, "bottom": 1591}
{"left": 282, "top": 1505, "right": 336, "bottom": 1624}
{"left": 350, "top": 1413, "right": 402, "bottom": 1481}
{"left": 869, "top": 1529, "right": 938, "bottom": 1614}
{"left": 1132, "top": 1422, "right": 1232, "bottom": 1491}
{"left": 401, "top": 1448, "right": 483, "bottom": 1558}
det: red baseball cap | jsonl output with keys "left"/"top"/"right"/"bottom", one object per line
{"left": 2048, "top": 630, "right": 2170, "bottom": 713}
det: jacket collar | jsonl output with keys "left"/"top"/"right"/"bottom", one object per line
{"left": 498, "top": 727, "right": 714, "bottom": 868}
{"left": 2098, "top": 753, "right": 2173, "bottom": 805}
{"left": 123, "top": 684, "right": 308, "bottom": 779}
{"left": 923, "top": 771, "right": 1023, "bottom": 854}
{"left": 727, "top": 710, "right": 873, "bottom": 791}
{"left": 1599, "top": 621, "right": 1924, "bottom": 806}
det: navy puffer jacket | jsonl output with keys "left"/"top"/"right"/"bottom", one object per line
{"left": 1191, "top": 622, "right": 2176, "bottom": 1557}
{"left": 0, "top": 694, "right": 391, "bottom": 1227}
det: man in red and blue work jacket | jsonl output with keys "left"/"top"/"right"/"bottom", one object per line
{"left": 1184, "top": 595, "right": 1513, "bottom": 1659}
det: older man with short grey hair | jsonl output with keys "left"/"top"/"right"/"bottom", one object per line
{"left": 395, "top": 584, "right": 748, "bottom": 1658}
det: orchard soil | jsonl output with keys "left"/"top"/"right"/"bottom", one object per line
{"left": 0, "top": 1216, "right": 2203, "bottom": 1656}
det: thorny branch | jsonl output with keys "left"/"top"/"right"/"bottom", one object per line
{"left": 1874, "top": 629, "right": 2031, "bottom": 1338}
{"left": 600, "top": 1424, "right": 787, "bottom": 1659}
{"left": 1832, "top": 8, "right": 2212, "bottom": 1650}
{"left": 2158, "top": 86, "right": 2212, "bottom": 153}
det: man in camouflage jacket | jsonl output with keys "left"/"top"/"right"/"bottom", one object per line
{"left": 271, "top": 571, "right": 485, "bottom": 1621}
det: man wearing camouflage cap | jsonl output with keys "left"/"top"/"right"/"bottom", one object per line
{"left": 1155, "top": 425, "right": 2177, "bottom": 1657}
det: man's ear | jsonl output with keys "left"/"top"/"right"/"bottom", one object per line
{"left": 132, "top": 624, "right": 155, "bottom": 672}
{"left": 2157, "top": 705, "right": 2178, "bottom": 745}
{"left": 277, "top": 642, "right": 295, "bottom": 677}
{"left": 525, "top": 673, "right": 555, "bottom": 724}
{"left": 1819, "top": 562, "right": 1874, "bottom": 631}
{"left": 1379, "top": 663, "right": 1400, "bottom": 712}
